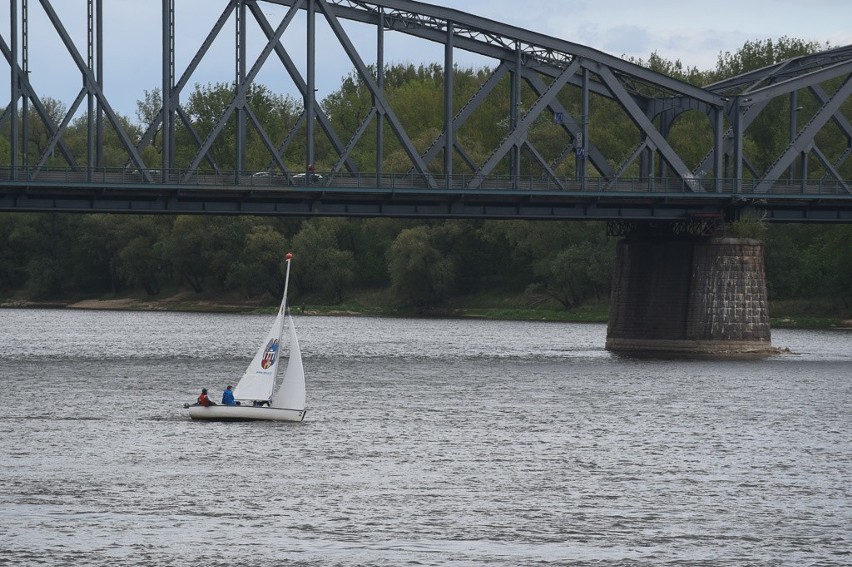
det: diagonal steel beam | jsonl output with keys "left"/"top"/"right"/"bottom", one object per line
{"left": 244, "top": 103, "right": 291, "bottom": 176}
{"left": 265, "top": 111, "right": 306, "bottom": 178}
{"left": 811, "top": 83, "right": 852, "bottom": 140}
{"left": 411, "top": 61, "right": 509, "bottom": 174}
{"left": 469, "top": 58, "right": 580, "bottom": 189}
{"left": 695, "top": 99, "right": 771, "bottom": 175}
{"left": 183, "top": 1, "right": 300, "bottom": 180}
{"left": 331, "top": 108, "right": 377, "bottom": 178}
{"left": 247, "top": 2, "right": 357, "bottom": 174}
{"left": 453, "top": 140, "right": 477, "bottom": 172}
{"left": 523, "top": 68, "right": 615, "bottom": 180}
{"left": 33, "top": 89, "right": 87, "bottom": 172}
{"left": 812, "top": 145, "right": 850, "bottom": 193}
{"left": 0, "top": 33, "right": 78, "bottom": 169}
{"left": 596, "top": 63, "right": 700, "bottom": 191}
{"left": 38, "top": 0, "right": 150, "bottom": 176}
{"left": 316, "top": 0, "right": 436, "bottom": 187}
{"left": 523, "top": 140, "right": 566, "bottom": 190}
{"left": 607, "top": 141, "right": 648, "bottom": 188}
{"left": 755, "top": 74, "right": 852, "bottom": 191}
{"left": 176, "top": 106, "right": 221, "bottom": 173}
{"left": 131, "top": 0, "right": 238, "bottom": 168}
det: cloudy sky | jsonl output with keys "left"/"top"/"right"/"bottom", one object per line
{"left": 3, "top": 0, "right": 851, "bottom": 119}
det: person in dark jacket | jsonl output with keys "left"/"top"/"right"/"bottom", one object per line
{"left": 197, "top": 388, "right": 215, "bottom": 406}
{"left": 222, "top": 385, "right": 236, "bottom": 406}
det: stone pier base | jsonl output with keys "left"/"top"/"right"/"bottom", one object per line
{"left": 606, "top": 237, "right": 776, "bottom": 356}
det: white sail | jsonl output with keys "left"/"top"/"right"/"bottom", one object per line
{"left": 270, "top": 315, "right": 306, "bottom": 410}
{"left": 234, "top": 255, "right": 292, "bottom": 403}
{"left": 232, "top": 311, "right": 285, "bottom": 402}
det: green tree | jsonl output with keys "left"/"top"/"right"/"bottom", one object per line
{"left": 387, "top": 224, "right": 456, "bottom": 311}
{"left": 292, "top": 218, "right": 355, "bottom": 303}
{"left": 226, "top": 223, "right": 289, "bottom": 299}
{"left": 180, "top": 82, "right": 301, "bottom": 173}
{"left": 118, "top": 235, "right": 163, "bottom": 295}
{"left": 822, "top": 226, "right": 852, "bottom": 309}
{"left": 711, "top": 37, "right": 827, "bottom": 82}
{"left": 6, "top": 214, "right": 79, "bottom": 298}
{"left": 162, "top": 216, "right": 212, "bottom": 293}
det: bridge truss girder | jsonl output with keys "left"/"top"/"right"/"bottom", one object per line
{"left": 2, "top": 0, "right": 851, "bottom": 214}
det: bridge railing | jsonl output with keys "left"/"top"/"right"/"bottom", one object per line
{"left": 0, "top": 166, "right": 848, "bottom": 196}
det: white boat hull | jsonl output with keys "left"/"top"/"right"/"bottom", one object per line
{"left": 186, "top": 404, "right": 306, "bottom": 422}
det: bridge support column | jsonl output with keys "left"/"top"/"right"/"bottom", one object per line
{"left": 606, "top": 236, "right": 775, "bottom": 355}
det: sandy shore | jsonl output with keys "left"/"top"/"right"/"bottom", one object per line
{"left": 2, "top": 292, "right": 271, "bottom": 313}
{"left": 68, "top": 298, "right": 138, "bottom": 309}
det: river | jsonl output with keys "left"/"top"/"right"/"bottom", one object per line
{"left": 0, "top": 308, "right": 850, "bottom": 566}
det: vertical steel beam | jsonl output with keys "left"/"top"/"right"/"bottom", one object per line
{"left": 96, "top": 0, "right": 103, "bottom": 169}
{"left": 579, "top": 68, "right": 589, "bottom": 189}
{"left": 375, "top": 7, "right": 384, "bottom": 185}
{"left": 788, "top": 91, "right": 798, "bottom": 181}
{"left": 162, "top": 0, "right": 174, "bottom": 177}
{"left": 10, "top": 0, "right": 18, "bottom": 178}
{"left": 511, "top": 43, "right": 521, "bottom": 188}
{"left": 86, "top": 0, "right": 94, "bottom": 178}
{"left": 306, "top": 0, "right": 316, "bottom": 173}
{"left": 732, "top": 98, "right": 744, "bottom": 193}
{"left": 235, "top": 0, "right": 246, "bottom": 177}
{"left": 443, "top": 21, "right": 453, "bottom": 185}
{"left": 712, "top": 107, "right": 723, "bottom": 191}
{"left": 20, "top": 0, "right": 27, "bottom": 171}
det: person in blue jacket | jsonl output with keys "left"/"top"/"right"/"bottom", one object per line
{"left": 221, "top": 385, "right": 236, "bottom": 406}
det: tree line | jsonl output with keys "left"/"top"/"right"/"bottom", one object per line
{"left": 0, "top": 213, "right": 616, "bottom": 312}
{"left": 1, "top": 37, "right": 850, "bottom": 313}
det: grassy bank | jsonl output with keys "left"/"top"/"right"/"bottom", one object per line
{"left": 1, "top": 289, "right": 849, "bottom": 329}
{"left": 768, "top": 298, "right": 852, "bottom": 329}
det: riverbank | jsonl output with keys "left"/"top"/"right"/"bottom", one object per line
{"left": 2, "top": 291, "right": 850, "bottom": 330}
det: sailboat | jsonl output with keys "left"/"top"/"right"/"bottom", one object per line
{"left": 186, "top": 253, "right": 306, "bottom": 422}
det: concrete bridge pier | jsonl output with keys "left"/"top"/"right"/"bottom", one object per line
{"left": 606, "top": 232, "right": 775, "bottom": 356}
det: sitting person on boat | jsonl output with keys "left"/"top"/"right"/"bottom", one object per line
{"left": 197, "top": 388, "right": 216, "bottom": 406}
{"left": 221, "top": 385, "right": 237, "bottom": 406}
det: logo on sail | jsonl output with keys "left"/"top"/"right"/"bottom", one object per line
{"left": 261, "top": 338, "right": 279, "bottom": 369}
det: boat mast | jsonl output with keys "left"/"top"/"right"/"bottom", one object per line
{"left": 279, "top": 252, "right": 293, "bottom": 317}
{"left": 270, "top": 253, "right": 293, "bottom": 398}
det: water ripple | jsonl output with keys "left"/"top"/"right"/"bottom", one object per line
{"left": 1, "top": 310, "right": 850, "bottom": 565}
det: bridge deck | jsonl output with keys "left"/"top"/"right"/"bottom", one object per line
{"left": 2, "top": 169, "right": 850, "bottom": 222}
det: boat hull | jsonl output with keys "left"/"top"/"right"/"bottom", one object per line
{"left": 186, "top": 405, "right": 306, "bottom": 422}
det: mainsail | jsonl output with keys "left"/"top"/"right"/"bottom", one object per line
{"left": 232, "top": 311, "right": 285, "bottom": 402}
{"left": 233, "top": 254, "right": 292, "bottom": 403}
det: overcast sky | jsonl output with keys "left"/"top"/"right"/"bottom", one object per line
{"left": 3, "top": 0, "right": 851, "bottom": 119}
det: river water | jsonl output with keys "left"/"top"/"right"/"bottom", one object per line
{"left": 0, "top": 308, "right": 850, "bottom": 566}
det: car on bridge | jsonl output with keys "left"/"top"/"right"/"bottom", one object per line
{"left": 292, "top": 172, "right": 323, "bottom": 185}
{"left": 252, "top": 171, "right": 324, "bottom": 186}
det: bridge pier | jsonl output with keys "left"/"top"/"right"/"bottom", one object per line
{"left": 606, "top": 233, "right": 775, "bottom": 356}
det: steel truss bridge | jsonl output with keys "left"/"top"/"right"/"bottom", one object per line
{"left": 2, "top": 0, "right": 851, "bottom": 222}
